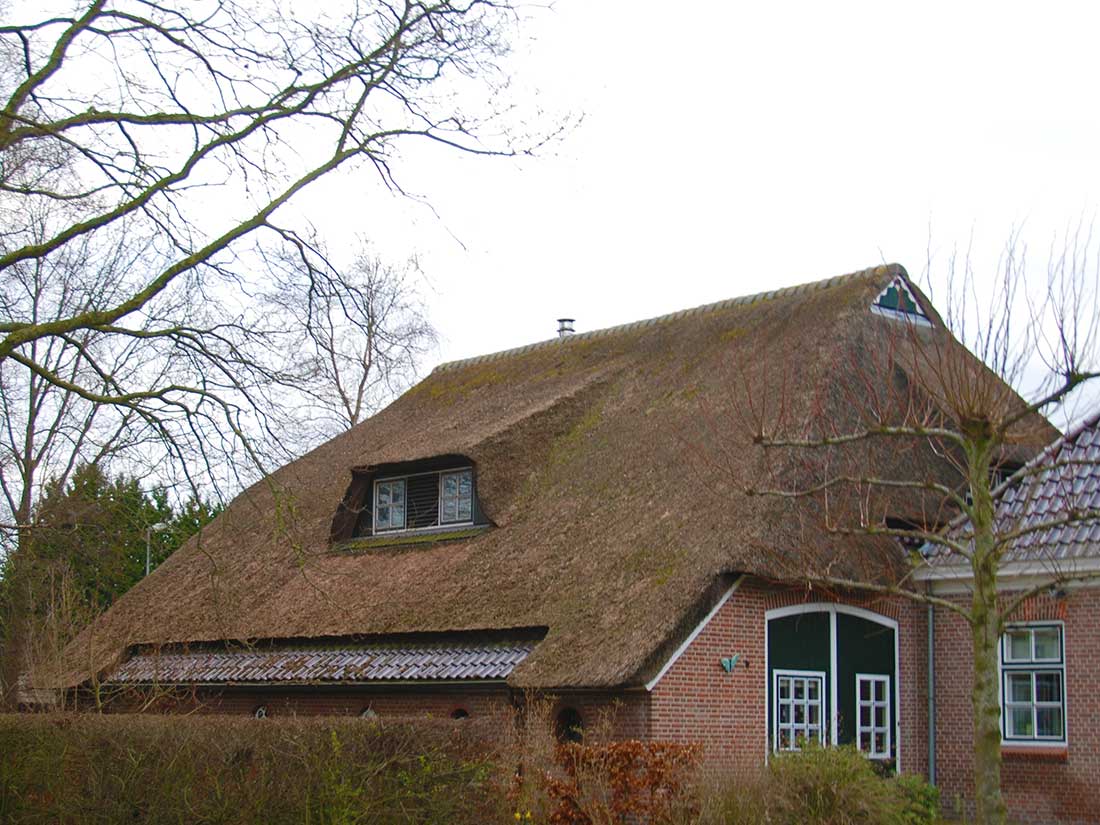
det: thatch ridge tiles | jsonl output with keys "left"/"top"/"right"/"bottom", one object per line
{"left": 431, "top": 267, "right": 882, "bottom": 374}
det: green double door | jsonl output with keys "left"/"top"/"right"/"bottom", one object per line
{"left": 767, "top": 608, "right": 898, "bottom": 765}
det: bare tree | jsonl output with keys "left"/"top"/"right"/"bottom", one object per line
{"left": 0, "top": 0, "right": 542, "bottom": 491}
{"left": 0, "top": 0, "right": 549, "bottom": 705}
{"left": 265, "top": 243, "right": 437, "bottom": 441}
{"left": 730, "top": 248, "right": 1100, "bottom": 825}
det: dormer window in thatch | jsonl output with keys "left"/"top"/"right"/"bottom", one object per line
{"left": 331, "top": 455, "right": 491, "bottom": 543}
{"left": 870, "top": 278, "right": 931, "bottom": 327}
{"left": 372, "top": 467, "right": 474, "bottom": 533}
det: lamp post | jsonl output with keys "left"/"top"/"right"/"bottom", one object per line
{"left": 145, "top": 522, "right": 168, "bottom": 577}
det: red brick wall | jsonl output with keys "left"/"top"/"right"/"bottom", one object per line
{"left": 104, "top": 683, "right": 650, "bottom": 745}
{"left": 190, "top": 686, "right": 511, "bottom": 720}
{"left": 648, "top": 578, "right": 928, "bottom": 777}
{"left": 932, "top": 587, "right": 1100, "bottom": 825}
{"left": 649, "top": 578, "right": 768, "bottom": 771}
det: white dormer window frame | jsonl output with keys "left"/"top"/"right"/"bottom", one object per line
{"left": 372, "top": 467, "right": 475, "bottom": 534}
{"left": 374, "top": 478, "right": 407, "bottom": 531}
{"left": 870, "top": 279, "right": 932, "bottom": 327}
{"left": 439, "top": 468, "right": 474, "bottom": 525}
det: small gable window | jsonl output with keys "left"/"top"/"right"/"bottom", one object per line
{"left": 871, "top": 279, "right": 931, "bottom": 326}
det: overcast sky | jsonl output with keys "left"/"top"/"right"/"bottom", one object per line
{"left": 291, "top": 0, "right": 1100, "bottom": 417}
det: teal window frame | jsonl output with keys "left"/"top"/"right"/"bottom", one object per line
{"left": 1000, "top": 623, "right": 1066, "bottom": 744}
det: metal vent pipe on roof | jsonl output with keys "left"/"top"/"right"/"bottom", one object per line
{"left": 557, "top": 318, "right": 575, "bottom": 338}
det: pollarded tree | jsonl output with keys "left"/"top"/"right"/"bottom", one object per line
{"left": 734, "top": 251, "right": 1100, "bottom": 825}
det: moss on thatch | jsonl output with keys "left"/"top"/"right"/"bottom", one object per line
{"left": 332, "top": 527, "right": 490, "bottom": 554}
{"left": 52, "top": 264, "right": 1056, "bottom": 693}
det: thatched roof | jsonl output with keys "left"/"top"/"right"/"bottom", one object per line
{"left": 56, "top": 264, "right": 1055, "bottom": 690}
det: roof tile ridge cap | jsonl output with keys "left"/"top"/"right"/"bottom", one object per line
{"left": 431, "top": 265, "right": 892, "bottom": 374}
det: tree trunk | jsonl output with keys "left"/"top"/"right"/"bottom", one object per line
{"left": 967, "top": 433, "right": 1006, "bottom": 825}
{"left": 971, "top": 568, "right": 1006, "bottom": 825}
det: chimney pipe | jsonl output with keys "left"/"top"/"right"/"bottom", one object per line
{"left": 557, "top": 318, "right": 575, "bottom": 338}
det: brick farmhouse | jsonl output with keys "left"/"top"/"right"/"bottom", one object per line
{"left": 47, "top": 264, "right": 1100, "bottom": 824}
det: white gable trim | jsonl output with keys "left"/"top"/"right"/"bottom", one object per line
{"left": 871, "top": 278, "right": 932, "bottom": 327}
{"left": 645, "top": 575, "right": 744, "bottom": 692}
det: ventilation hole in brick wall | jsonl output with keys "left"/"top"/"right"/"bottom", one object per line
{"left": 555, "top": 707, "right": 584, "bottom": 743}
{"left": 253, "top": 705, "right": 268, "bottom": 719}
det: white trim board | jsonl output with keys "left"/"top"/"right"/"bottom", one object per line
{"left": 916, "top": 557, "right": 1100, "bottom": 595}
{"left": 645, "top": 576, "right": 744, "bottom": 692}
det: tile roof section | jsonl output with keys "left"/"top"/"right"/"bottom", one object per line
{"left": 994, "top": 410, "right": 1100, "bottom": 563}
{"left": 108, "top": 639, "right": 535, "bottom": 685}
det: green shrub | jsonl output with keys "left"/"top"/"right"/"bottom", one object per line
{"left": 768, "top": 744, "right": 904, "bottom": 825}
{"left": 0, "top": 713, "right": 500, "bottom": 825}
{"left": 696, "top": 745, "right": 939, "bottom": 825}
{"left": 891, "top": 773, "right": 940, "bottom": 825}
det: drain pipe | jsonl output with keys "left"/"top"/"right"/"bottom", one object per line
{"left": 927, "top": 600, "right": 936, "bottom": 786}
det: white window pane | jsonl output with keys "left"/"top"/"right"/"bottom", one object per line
{"left": 1008, "top": 631, "right": 1032, "bottom": 661}
{"left": 808, "top": 704, "right": 819, "bottom": 726}
{"left": 793, "top": 681, "right": 804, "bottom": 700}
{"left": 875, "top": 706, "right": 887, "bottom": 728}
{"left": 1008, "top": 673, "right": 1033, "bottom": 703}
{"left": 794, "top": 705, "right": 805, "bottom": 724}
{"left": 378, "top": 486, "right": 391, "bottom": 506}
{"left": 457, "top": 497, "right": 473, "bottom": 521}
{"left": 1009, "top": 706, "right": 1034, "bottom": 737}
{"left": 1035, "top": 672, "right": 1061, "bottom": 703}
{"left": 377, "top": 504, "right": 390, "bottom": 526}
{"left": 778, "top": 705, "right": 789, "bottom": 723}
{"left": 391, "top": 484, "right": 404, "bottom": 504}
{"left": 860, "top": 706, "right": 871, "bottom": 727}
{"left": 392, "top": 503, "right": 405, "bottom": 527}
{"left": 442, "top": 498, "right": 457, "bottom": 522}
{"left": 874, "top": 732, "right": 887, "bottom": 754}
{"left": 1033, "top": 628, "right": 1060, "bottom": 661}
{"left": 807, "top": 680, "right": 819, "bottom": 700}
{"left": 778, "top": 678, "right": 790, "bottom": 699}
{"left": 875, "top": 681, "right": 887, "bottom": 702}
{"left": 859, "top": 680, "right": 870, "bottom": 701}
{"left": 443, "top": 475, "right": 457, "bottom": 495}
{"left": 1037, "top": 707, "right": 1063, "bottom": 738}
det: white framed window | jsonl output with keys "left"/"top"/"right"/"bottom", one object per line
{"left": 1000, "top": 623, "right": 1066, "bottom": 743}
{"left": 773, "top": 670, "right": 826, "bottom": 752}
{"left": 439, "top": 469, "right": 473, "bottom": 524}
{"left": 374, "top": 478, "right": 406, "bottom": 531}
{"left": 856, "top": 674, "right": 891, "bottom": 759}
